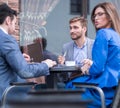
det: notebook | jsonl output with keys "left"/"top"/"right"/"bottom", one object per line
{"left": 21, "top": 42, "right": 43, "bottom": 62}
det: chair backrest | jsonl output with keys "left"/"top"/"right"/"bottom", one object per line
{"left": 6, "top": 89, "right": 92, "bottom": 108}
{"left": 1, "top": 83, "right": 35, "bottom": 108}
{"left": 111, "top": 80, "right": 120, "bottom": 108}
{"left": 72, "top": 82, "right": 106, "bottom": 108}
{"left": 73, "top": 78, "right": 120, "bottom": 108}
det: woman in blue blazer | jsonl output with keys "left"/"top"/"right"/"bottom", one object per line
{"left": 66, "top": 2, "right": 120, "bottom": 108}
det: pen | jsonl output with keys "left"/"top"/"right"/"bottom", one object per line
{"left": 63, "top": 51, "right": 67, "bottom": 57}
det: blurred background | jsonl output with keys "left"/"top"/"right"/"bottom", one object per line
{"left": 1, "top": 0, "right": 120, "bottom": 55}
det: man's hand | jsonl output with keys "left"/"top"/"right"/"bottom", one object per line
{"left": 42, "top": 59, "right": 57, "bottom": 68}
{"left": 58, "top": 55, "right": 65, "bottom": 65}
{"left": 23, "top": 53, "right": 30, "bottom": 63}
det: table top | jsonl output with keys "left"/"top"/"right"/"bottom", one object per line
{"left": 49, "top": 65, "right": 82, "bottom": 73}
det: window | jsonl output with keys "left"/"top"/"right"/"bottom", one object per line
{"left": 70, "top": 0, "right": 89, "bottom": 16}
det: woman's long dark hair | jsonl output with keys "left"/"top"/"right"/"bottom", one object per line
{"left": 91, "top": 2, "right": 120, "bottom": 35}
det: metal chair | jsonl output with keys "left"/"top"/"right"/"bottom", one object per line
{"left": 5, "top": 89, "right": 91, "bottom": 108}
{"left": 73, "top": 80, "right": 120, "bottom": 108}
{"left": 1, "top": 82, "right": 36, "bottom": 108}
{"left": 112, "top": 80, "right": 120, "bottom": 108}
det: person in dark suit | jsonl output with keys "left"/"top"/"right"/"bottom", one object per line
{"left": 66, "top": 2, "right": 120, "bottom": 108}
{"left": 0, "top": 3, "right": 56, "bottom": 100}
{"left": 26, "top": 37, "right": 58, "bottom": 84}
{"left": 42, "top": 37, "right": 58, "bottom": 62}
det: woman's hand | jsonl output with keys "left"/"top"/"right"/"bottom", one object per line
{"left": 42, "top": 59, "right": 57, "bottom": 68}
{"left": 81, "top": 59, "right": 93, "bottom": 75}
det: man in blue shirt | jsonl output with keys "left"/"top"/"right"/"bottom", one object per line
{"left": 58, "top": 17, "right": 94, "bottom": 82}
{"left": 0, "top": 3, "right": 56, "bottom": 100}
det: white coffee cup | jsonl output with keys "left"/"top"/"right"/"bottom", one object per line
{"left": 65, "top": 61, "right": 76, "bottom": 66}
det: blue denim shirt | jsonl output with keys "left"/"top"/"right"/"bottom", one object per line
{"left": 0, "top": 29, "right": 49, "bottom": 100}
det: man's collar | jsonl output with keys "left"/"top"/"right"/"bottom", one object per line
{"left": 0, "top": 26, "right": 8, "bottom": 34}
{"left": 74, "top": 38, "right": 87, "bottom": 49}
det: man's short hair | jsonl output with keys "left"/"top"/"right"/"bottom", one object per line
{"left": 69, "top": 16, "right": 87, "bottom": 28}
{"left": 0, "top": 3, "right": 17, "bottom": 24}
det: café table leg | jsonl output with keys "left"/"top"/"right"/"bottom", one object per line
{"left": 46, "top": 73, "right": 58, "bottom": 89}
